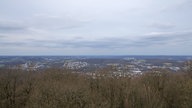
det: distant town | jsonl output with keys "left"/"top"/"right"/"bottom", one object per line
{"left": 0, "top": 56, "right": 191, "bottom": 77}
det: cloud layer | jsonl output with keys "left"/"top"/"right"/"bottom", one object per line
{"left": 0, "top": 0, "right": 192, "bottom": 55}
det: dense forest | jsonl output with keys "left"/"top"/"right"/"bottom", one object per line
{"left": 0, "top": 62, "right": 192, "bottom": 108}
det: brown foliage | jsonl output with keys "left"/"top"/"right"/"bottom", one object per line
{"left": 0, "top": 68, "right": 192, "bottom": 108}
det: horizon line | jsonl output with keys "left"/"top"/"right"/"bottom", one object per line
{"left": 0, "top": 55, "right": 192, "bottom": 56}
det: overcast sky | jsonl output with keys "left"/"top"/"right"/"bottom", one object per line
{"left": 0, "top": 0, "right": 192, "bottom": 55}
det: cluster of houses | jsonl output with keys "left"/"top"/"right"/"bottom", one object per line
{"left": 63, "top": 61, "right": 88, "bottom": 69}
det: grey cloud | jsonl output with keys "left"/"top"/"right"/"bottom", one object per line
{"left": 28, "top": 39, "right": 120, "bottom": 49}
{"left": 1, "top": 30, "right": 192, "bottom": 50}
{"left": 87, "top": 31, "right": 192, "bottom": 48}
{"left": 175, "top": 0, "right": 192, "bottom": 10}
{"left": 61, "top": 30, "right": 191, "bottom": 48}
{"left": 0, "top": 35, "right": 5, "bottom": 38}
{"left": 0, "top": 14, "right": 86, "bottom": 35}
{"left": 7, "top": 38, "right": 126, "bottom": 49}
{"left": 139, "top": 31, "right": 192, "bottom": 46}
{"left": 149, "top": 22, "right": 175, "bottom": 29}
{"left": 30, "top": 14, "right": 87, "bottom": 30}
{"left": 0, "top": 41, "right": 27, "bottom": 46}
{"left": 101, "top": 31, "right": 192, "bottom": 47}
{"left": 0, "top": 21, "right": 27, "bottom": 32}
{"left": 0, "top": 25, "right": 26, "bottom": 31}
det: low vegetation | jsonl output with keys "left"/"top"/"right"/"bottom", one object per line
{"left": 0, "top": 66, "right": 192, "bottom": 108}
